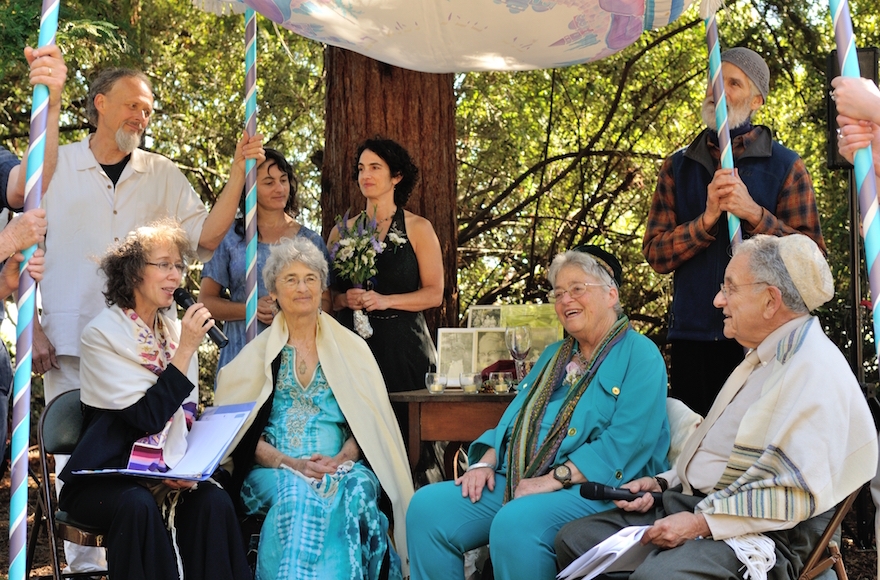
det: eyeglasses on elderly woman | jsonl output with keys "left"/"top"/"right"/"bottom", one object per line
{"left": 276, "top": 273, "right": 322, "bottom": 288}
{"left": 547, "top": 282, "right": 609, "bottom": 303}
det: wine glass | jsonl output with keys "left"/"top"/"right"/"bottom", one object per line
{"left": 505, "top": 326, "right": 532, "bottom": 381}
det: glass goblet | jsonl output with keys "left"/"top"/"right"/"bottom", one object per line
{"left": 505, "top": 326, "right": 532, "bottom": 381}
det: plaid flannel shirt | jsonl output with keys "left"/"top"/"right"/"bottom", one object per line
{"left": 643, "top": 128, "right": 825, "bottom": 274}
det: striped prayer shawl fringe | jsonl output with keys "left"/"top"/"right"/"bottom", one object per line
{"left": 504, "top": 315, "right": 630, "bottom": 502}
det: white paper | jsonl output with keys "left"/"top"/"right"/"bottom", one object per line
{"left": 557, "top": 525, "right": 654, "bottom": 580}
{"left": 73, "top": 402, "right": 255, "bottom": 481}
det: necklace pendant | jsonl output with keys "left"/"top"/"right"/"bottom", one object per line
{"left": 294, "top": 346, "right": 308, "bottom": 376}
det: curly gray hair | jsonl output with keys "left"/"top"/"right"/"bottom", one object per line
{"left": 263, "top": 236, "right": 329, "bottom": 294}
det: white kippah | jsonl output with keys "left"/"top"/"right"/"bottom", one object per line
{"left": 777, "top": 235, "right": 833, "bottom": 311}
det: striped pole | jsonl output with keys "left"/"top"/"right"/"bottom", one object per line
{"left": 10, "top": 1, "right": 59, "bottom": 579}
{"left": 703, "top": 11, "right": 741, "bottom": 247}
{"left": 830, "top": 0, "right": 880, "bottom": 362}
{"left": 244, "top": 7, "right": 258, "bottom": 342}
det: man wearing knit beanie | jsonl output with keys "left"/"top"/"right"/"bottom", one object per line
{"left": 642, "top": 46, "right": 826, "bottom": 416}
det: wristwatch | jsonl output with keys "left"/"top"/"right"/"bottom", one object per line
{"left": 553, "top": 464, "right": 573, "bottom": 489}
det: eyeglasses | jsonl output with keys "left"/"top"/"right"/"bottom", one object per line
{"left": 277, "top": 274, "right": 321, "bottom": 288}
{"left": 548, "top": 282, "right": 607, "bottom": 303}
{"left": 146, "top": 261, "right": 186, "bottom": 275}
{"left": 718, "top": 281, "right": 768, "bottom": 298}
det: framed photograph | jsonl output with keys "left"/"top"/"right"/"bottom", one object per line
{"left": 500, "top": 304, "right": 560, "bottom": 329}
{"left": 527, "top": 326, "right": 563, "bottom": 364}
{"left": 474, "top": 328, "right": 508, "bottom": 372}
{"left": 468, "top": 305, "right": 503, "bottom": 328}
{"left": 436, "top": 329, "right": 476, "bottom": 385}
{"left": 500, "top": 305, "right": 563, "bottom": 363}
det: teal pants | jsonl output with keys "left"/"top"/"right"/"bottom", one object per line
{"left": 406, "top": 473, "right": 611, "bottom": 580}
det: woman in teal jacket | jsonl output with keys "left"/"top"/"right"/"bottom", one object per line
{"left": 406, "top": 247, "right": 670, "bottom": 580}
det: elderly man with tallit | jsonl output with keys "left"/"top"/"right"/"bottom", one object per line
{"left": 555, "top": 233, "right": 878, "bottom": 580}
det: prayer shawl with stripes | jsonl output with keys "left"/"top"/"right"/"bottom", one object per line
{"left": 694, "top": 317, "right": 877, "bottom": 536}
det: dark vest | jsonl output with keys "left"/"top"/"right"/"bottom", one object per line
{"left": 669, "top": 127, "right": 799, "bottom": 341}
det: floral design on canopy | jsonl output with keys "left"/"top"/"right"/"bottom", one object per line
{"left": 195, "top": 0, "right": 695, "bottom": 72}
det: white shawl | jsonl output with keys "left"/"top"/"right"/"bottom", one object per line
{"left": 79, "top": 305, "right": 199, "bottom": 468}
{"left": 215, "top": 311, "right": 414, "bottom": 574}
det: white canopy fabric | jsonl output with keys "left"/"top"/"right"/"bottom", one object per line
{"left": 194, "top": 0, "right": 696, "bottom": 73}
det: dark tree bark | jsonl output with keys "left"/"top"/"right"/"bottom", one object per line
{"left": 321, "top": 46, "right": 458, "bottom": 333}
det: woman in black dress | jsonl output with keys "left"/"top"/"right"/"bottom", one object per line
{"left": 329, "top": 138, "right": 443, "bottom": 393}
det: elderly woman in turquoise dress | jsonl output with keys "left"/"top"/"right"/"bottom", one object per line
{"left": 215, "top": 236, "right": 413, "bottom": 580}
{"left": 406, "top": 247, "right": 671, "bottom": 580}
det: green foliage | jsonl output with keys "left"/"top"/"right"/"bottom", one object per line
{"left": 454, "top": 0, "right": 880, "bottom": 384}
{"left": 1, "top": 0, "right": 879, "bottom": 392}
{"left": 0, "top": 0, "right": 325, "bottom": 395}
{"left": 455, "top": 14, "right": 708, "bottom": 335}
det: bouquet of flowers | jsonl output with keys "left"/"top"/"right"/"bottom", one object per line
{"left": 330, "top": 209, "right": 386, "bottom": 338}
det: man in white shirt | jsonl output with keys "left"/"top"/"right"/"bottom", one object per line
{"left": 32, "top": 66, "right": 262, "bottom": 574}
{"left": 34, "top": 67, "right": 263, "bottom": 397}
{"left": 555, "top": 234, "right": 877, "bottom": 580}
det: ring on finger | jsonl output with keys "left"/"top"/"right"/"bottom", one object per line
{"left": 48, "top": 67, "right": 52, "bottom": 76}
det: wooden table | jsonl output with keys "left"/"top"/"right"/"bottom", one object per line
{"left": 388, "top": 389, "right": 517, "bottom": 475}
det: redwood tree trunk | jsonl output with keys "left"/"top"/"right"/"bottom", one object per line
{"left": 322, "top": 46, "right": 458, "bottom": 334}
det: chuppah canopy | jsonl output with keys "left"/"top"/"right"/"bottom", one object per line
{"left": 194, "top": 0, "right": 695, "bottom": 73}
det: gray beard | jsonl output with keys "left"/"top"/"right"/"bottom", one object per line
{"left": 115, "top": 127, "right": 141, "bottom": 153}
{"left": 701, "top": 96, "right": 753, "bottom": 132}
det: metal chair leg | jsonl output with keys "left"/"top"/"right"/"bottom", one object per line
{"left": 27, "top": 464, "right": 46, "bottom": 578}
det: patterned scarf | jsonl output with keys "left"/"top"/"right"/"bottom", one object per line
{"left": 124, "top": 308, "right": 195, "bottom": 472}
{"left": 504, "top": 314, "right": 630, "bottom": 501}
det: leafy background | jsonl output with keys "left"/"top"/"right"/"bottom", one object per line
{"left": 2, "top": 0, "right": 880, "bottom": 577}
{"left": 0, "top": 0, "right": 877, "bottom": 392}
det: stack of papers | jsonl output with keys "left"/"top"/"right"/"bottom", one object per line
{"left": 557, "top": 525, "right": 653, "bottom": 580}
{"left": 73, "top": 402, "right": 255, "bottom": 482}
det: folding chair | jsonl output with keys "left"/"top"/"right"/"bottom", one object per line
{"left": 33, "top": 389, "right": 109, "bottom": 580}
{"left": 798, "top": 488, "right": 860, "bottom": 580}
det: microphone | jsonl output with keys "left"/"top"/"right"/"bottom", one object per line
{"left": 173, "top": 288, "right": 229, "bottom": 348}
{"left": 579, "top": 482, "right": 663, "bottom": 503}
